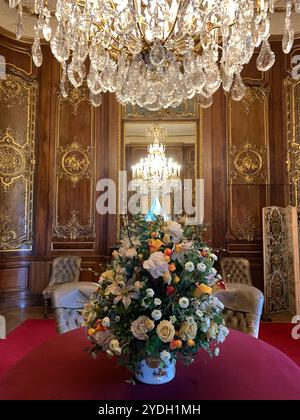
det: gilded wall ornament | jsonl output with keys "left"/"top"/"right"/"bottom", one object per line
{"left": 56, "top": 141, "right": 93, "bottom": 187}
{"left": 0, "top": 74, "right": 29, "bottom": 109}
{"left": 0, "top": 212, "right": 17, "bottom": 250}
{"left": 227, "top": 211, "right": 261, "bottom": 242}
{"left": 0, "top": 128, "right": 32, "bottom": 191}
{"left": 241, "top": 86, "right": 270, "bottom": 115}
{"left": 59, "top": 86, "right": 89, "bottom": 115}
{"left": 230, "top": 142, "right": 266, "bottom": 184}
{"left": 53, "top": 210, "right": 96, "bottom": 240}
{"left": 0, "top": 73, "right": 36, "bottom": 252}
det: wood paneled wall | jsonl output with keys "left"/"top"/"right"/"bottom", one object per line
{"left": 0, "top": 32, "right": 297, "bottom": 307}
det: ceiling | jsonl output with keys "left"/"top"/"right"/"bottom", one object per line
{"left": 1, "top": 1, "right": 300, "bottom": 40}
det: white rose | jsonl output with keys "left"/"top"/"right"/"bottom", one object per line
{"left": 196, "top": 310, "right": 203, "bottom": 318}
{"left": 154, "top": 298, "right": 162, "bottom": 306}
{"left": 126, "top": 248, "right": 137, "bottom": 259}
{"left": 185, "top": 261, "right": 195, "bottom": 272}
{"left": 179, "top": 297, "right": 189, "bottom": 309}
{"left": 109, "top": 339, "right": 120, "bottom": 351}
{"left": 197, "top": 263, "right": 206, "bottom": 272}
{"left": 211, "top": 253, "right": 218, "bottom": 261}
{"left": 210, "top": 267, "right": 217, "bottom": 275}
{"left": 102, "top": 317, "right": 110, "bottom": 327}
{"left": 143, "top": 251, "right": 169, "bottom": 279}
{"left": 146, "top": 288, "right": 155, "bottom": 297}
{"left": 151, "top": 309, "right": 162, "bottom": 321}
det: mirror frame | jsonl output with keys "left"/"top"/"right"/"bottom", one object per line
{"left": 117, "top": 98, "right": 203, "bottom": 238}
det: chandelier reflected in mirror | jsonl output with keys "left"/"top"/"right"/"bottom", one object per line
{"left": 9, "top": 0, "right": 299, "bottom": 110}
{"left": 131, "top": 124, "right": 181, "bottom": 220}
{"left": 132, "top": 124, "right": 181, "bottom": 187}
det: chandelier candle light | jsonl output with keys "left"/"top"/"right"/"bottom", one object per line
{"left": 9, "top": 0, "right": 299, "bottom": 110}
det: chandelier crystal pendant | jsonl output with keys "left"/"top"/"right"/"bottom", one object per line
{"left": 10, "top": 0, "right": 300, "bottom": 110}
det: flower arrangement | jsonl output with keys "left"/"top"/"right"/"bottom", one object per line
{"left": 82, "top": 216, "right": 229, "bottom": 378}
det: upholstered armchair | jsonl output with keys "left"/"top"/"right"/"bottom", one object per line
{"left": 220, "top": 257, "right": 253, "bottom": 285}
{"left": 52, "top": 281, "right": 100, "bottom": 334}
{"left": 214, "top": 283, "right": 264, "bottom": 338}
{"left": 43, "top": 256, "right": 82, "bottom": 317}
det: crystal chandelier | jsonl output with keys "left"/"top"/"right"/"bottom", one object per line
{"left": 131, "top": 125, "right": 181, "bottom": 187}
{"left": 9, "top": 0, "right": 299, "bottom": 110}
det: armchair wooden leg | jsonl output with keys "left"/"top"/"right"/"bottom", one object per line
{"left": 44, "top": 298, "right": 48, "bottom": 318}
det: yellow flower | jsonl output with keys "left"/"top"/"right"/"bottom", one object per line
{"left": 144, "top": 318, "right": 155, "bottom": 331}
{"left": 156, "top": 320, "right": 175, "bottom": 343}
{"left": 175, "top": 244, "right": 183, "bottom": 253}
{"left": 193, "top": 283, "right": 212, "bottom": 298}
{"left": 174, "top": 275, "right": 180, "bottom": 284}
{"left": 163, "top": 271, "right": 172, "bottom": 283}
{"left": 179, "top": 320, "right": 198, "bottom": 341}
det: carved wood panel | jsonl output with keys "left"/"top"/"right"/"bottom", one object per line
{"left": 0, "top": 73, "right": 37, "bottom": 252}
{"left": 227, "top": 86, "right": 270, "bottom": 243}
{"left": 51, "top": 85, "right": 97, "bottom": 250}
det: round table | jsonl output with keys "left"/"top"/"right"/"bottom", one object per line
{"left": 0, "top": 328, "right": 300, "bottom": 400}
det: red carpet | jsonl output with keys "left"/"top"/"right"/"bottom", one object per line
{"left": 0, "top": 319, "right": 57, "bottom": 377}
{"left": 259, "top": 322, "right": 300, "bottom": 368}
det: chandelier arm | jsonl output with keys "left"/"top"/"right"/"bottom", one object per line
{"left": 162, "top": 0, "right": 184, "bottom": 46}
{"left": 132, "top": 0, "right": 150, "bottom": 49}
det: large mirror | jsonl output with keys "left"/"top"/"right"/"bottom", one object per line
{"left": 118, "top": 100, "right": 202, "bottom": 232}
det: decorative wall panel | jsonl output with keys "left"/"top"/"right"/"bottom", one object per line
{"left": 52, "top": 86, "right": 97, "bottom": 249}
{"left": 286, "top": 77, "right": 300, "bottom": 209}
{"left": 227, "top": 86, "right": 270, "bottom": 242}
{"left": 263, "top": 206, "right": 300, "bottom": 315}
{"left": 0, "top": 73, "right": 37, "bottom": 251}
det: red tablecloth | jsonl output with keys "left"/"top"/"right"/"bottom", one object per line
{"left": 0, "top": 328, "right": 300, "bottom": 400}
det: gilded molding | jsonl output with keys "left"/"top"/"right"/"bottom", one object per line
{"left": 53, "top": 210, "right": 96, "bottom": 240}
{"left": 241, "top": 86, "right": 270, "bottom": 115}
{"left": 285, "top": 77, "right": 300, "bottom": 208}
{"left": 56, "top": 141, "right": 93, "bottom": 187}
{"left": 122, "top": 97, "right": 198, "bottom": 120}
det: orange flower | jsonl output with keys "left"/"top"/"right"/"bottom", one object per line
{"left": 170, "top": 339, "right": 182, "bottom": 350}
{"left": 193, "top": 283, "right": 212, "bottom": 298}
{"left": 149, "top": 239, "right": 164, "bottom": 253}
{"left": 169, "top": 263, "right": 176, "bottom": 272}
{"left": 187, "top": 339, "right": 195, "bottom": 347}
{"left": 164, "top": 248, "right": 172, "bottom": 257}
